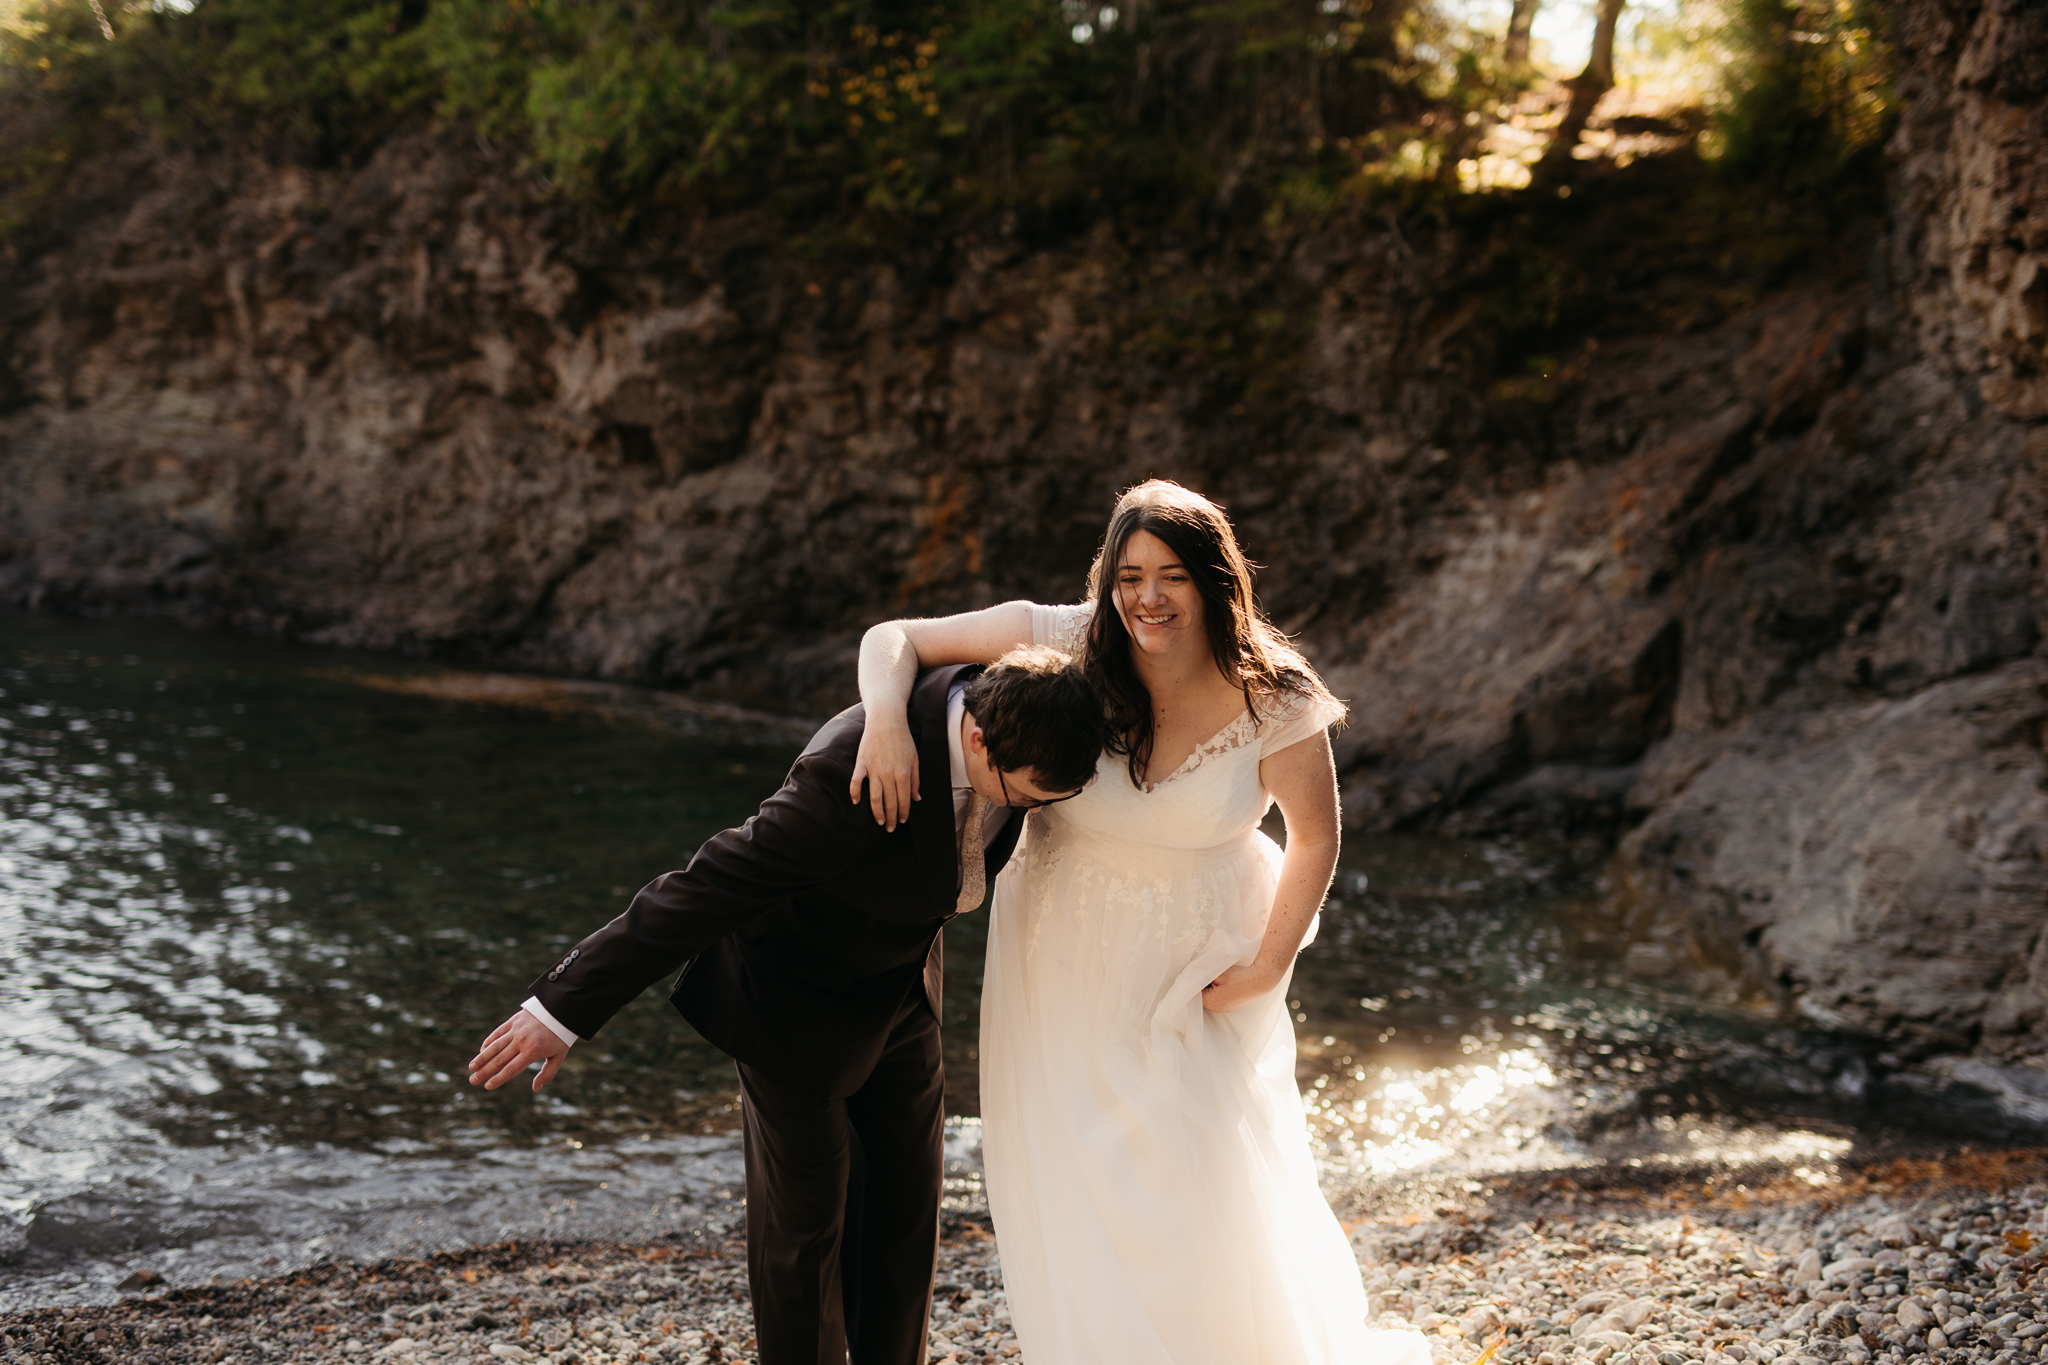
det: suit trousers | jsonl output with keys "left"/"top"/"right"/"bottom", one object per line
{"left": 737, "top": 994, "right": 945, "bottom": 1365}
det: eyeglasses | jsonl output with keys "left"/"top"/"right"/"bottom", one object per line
{"left": 996, "top": 767, "right": 1085, "bottom": 810}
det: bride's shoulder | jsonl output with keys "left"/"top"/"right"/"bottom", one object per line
{"left": 1253, "top": 686, "right": 1332, "bottom": 731}
{"left": 1251, "top": 665, "right": 1347, "bottom": 752}
{"left": 1027, "top": 600, "right": 1095, "bottom": 656}
{"left": 1254, "top": 687, "right": 1313, "bottom": 724}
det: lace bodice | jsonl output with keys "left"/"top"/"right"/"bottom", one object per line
{"left": 1025, "top": 601, "right": 1342, "bottom": 852}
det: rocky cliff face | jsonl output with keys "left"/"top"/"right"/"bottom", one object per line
{"left": 1, "top": 4, "right": 2042, "bottom": 1124}
{"left": 1610, "top": 0, "right": 2048, "bottom": 1130}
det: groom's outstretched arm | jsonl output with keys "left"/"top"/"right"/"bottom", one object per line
{"left": 540, "top": 741, "right": 884, "bottom": 1036}
{"left": 469, "top": 737, "right": 880, "bottom": 1090}
{"left": 476, "top": 735, "right": 883, "bottom": 1075}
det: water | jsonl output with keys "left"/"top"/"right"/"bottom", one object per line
{"left": 1283, "top": 840, "right": 1889, "bottom": 1193}
{"left": 0, "top": 608, "right": 1911, "bottom": 1309}
{"left": 0, "top": 609, "right": 802, "bottom": 1308}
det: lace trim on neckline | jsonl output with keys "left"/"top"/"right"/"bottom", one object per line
{"left": 1139, "top": 709, "right": 1258, "bottom": 794}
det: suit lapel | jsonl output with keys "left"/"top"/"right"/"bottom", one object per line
{"left": 904, "top": 664, "right": 976, "bottom": 916}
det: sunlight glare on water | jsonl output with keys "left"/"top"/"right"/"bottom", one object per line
{"left": 1322, "top": 1047, "right": 1562, "bottom": 1177}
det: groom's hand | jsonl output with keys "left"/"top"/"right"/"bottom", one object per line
{"left": 469, "top": 1011, "right": 569, "bottom": 1092}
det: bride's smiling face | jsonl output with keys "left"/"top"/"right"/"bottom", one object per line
{"left": 1114, "top": 530, "right": 1206, "bottom": 658}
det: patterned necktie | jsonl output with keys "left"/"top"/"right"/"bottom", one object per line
{"left": 955, "top": 792, "right": 990, "bottom": 914}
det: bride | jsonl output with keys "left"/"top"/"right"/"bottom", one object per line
{"left": 852, "top": 481, "right": 1430, "bottom": 1365}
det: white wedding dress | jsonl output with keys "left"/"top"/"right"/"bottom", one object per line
{"left": 974, "top": 604, "right": 1431, "bottom": 1365}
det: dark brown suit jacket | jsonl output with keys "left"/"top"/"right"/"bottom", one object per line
{"left": 527, "top": 665, "right": 1023, "bottom": 1097}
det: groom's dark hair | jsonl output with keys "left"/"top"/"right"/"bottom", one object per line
{"left": 962, "top": 647, "right": 1103, "bottom": 795}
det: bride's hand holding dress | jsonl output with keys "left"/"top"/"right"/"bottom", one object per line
{"left": 1194, "top": 716, "right": 1337, "bottom": 1015}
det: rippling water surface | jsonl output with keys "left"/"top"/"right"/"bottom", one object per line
{"left": 1, "top": 608, "right": 1898, "bottom": 1308}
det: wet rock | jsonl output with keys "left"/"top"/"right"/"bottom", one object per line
{"left": 1611, "top": 661, "right": 2048, "bottom": 1086}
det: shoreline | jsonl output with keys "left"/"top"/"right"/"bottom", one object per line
{"left": 6, "top": 1151, "right": 2043, "bottom": 1365}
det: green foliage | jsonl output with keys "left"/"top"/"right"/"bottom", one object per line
{"left": 1713, "top": 0, "right": 1892, "bottom": 191}
{"left": 522, "top": 20, "right": 765, "bottom": 201}
{"left": 0, "top": 0, "right": 1463, "bottom": 235}
{"left": 0, "top": 0, "right": 427, "bottom": 192}
{"left": 0, "top": 0, "right": 1900, "bottom": 251}
{"left": 0, "top": 4, "right": 101, "bottom": 236}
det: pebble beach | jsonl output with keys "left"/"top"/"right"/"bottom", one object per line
{"left": 5, "top": 1150, "right": 2043, "bottom": 1365}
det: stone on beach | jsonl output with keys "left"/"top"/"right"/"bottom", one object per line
{"left": 1339, "top": 1156, "right": 2047, "bottom": 1365}
{"left": 5, "top": 1156, "right": 2047, "bottom": 1365}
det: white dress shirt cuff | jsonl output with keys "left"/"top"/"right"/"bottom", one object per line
{"left": 521, "top": 996, "right": 579, "bottom": 1048}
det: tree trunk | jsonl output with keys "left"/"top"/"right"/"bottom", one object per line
{"left": 1505, "top": 0, "right": 1539, "bottom": 66}
{"left": 1538, "top": 0, "right": 1625, "bottom": 175}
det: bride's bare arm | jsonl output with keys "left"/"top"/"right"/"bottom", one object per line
{"left": 850, "top": 601, "right": 1039, "bottom": 828}
{"left": 1202, "top": 730, "right": 1341, "bottom": 1013}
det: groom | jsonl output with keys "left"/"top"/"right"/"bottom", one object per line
{"left": 469, "top": 647, "right": 1102, "bottom": 1365}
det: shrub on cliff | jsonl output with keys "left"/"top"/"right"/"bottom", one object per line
{"left": 0, "top": 0, "right": 1455, "bottom": 236}
{"left": 0, "top": 0, "right": 1895, "bottom": 250}
{"left": 1715, "top": 0, "right": 1893, "bottom": 194}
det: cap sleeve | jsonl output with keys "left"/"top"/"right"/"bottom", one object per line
{"left": 1027, "top": 601, "right": 1094, "bottom": 657}
{"left": 1256, "top": 688, "right": 1346, "bottom": 759}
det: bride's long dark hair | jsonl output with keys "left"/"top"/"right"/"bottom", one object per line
{"left": 1081, "top": 481, "right": 1343, "bottom": 787}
